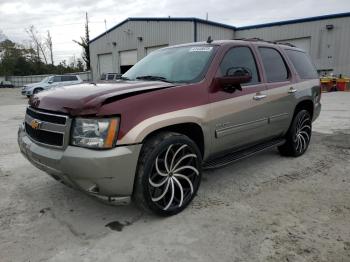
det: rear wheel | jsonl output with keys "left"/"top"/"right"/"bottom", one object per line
{"left": 133, "top": 132, "right": 202, "bottom": 216}
{"left": 278, "top": 109, "right": 312, "bottom": 157}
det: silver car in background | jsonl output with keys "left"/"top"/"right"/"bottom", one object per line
{"left": 21, "top": 75, "right": 83, "bottom": 97}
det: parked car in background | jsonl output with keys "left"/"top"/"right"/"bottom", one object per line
{"left": 18, "top": 40, "right": 321, "bottom": 216}
{"left": 21, "top": 75, "right": 83, "bottom": 97}
{"left": 100, "top": 73, "right": 122, "bottom": 81}
{"left": 0, "top": 81, "right": 14, "bottom": 88}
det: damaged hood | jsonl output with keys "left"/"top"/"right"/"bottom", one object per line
{"left": 29, "top": 80, "right": 175, "bottom": 115}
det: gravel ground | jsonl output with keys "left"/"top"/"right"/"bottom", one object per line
{"left": 0, "top": 89, "right": 349, "bottom": 262}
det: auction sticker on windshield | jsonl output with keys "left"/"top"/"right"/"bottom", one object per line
{"left": 189, "top": 47, "right": 213, "bottom": 52}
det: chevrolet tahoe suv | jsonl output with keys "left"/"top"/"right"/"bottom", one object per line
{"left": 18, "top": 40, "right": 321, "bottom": 216}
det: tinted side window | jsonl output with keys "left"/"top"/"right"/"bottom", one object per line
{"left": 285, "top": 50, "right": 318, "bottom": 79}
{"left": 107, "top": 74, "right": 115, "bottom": 80}
{"left": 61, "top": 76, "right": 70, "bottom": 81}
{"left": 220, "top": 46, "right": 260, "bottom": 85}
{"left": 53, "top": 76, "right": 61, "bottom": 82}
{"left": 62, "top": 76, "right": 78, "bottom": 81}
{"left": 259, "top": 47, "right": 289, "bottom": 82}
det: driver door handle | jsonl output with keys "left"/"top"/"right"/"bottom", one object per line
{"left": 288, "top": 87, "right": 297, "bottom": 94}
{"left": 253, "top": 93, "right": 267, "bottom": 101}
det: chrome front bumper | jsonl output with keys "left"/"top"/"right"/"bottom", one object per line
{"left": 18, "top": 124, "right": 142, "bottom": 204}
{"left": 21, "top": 89, "right": 31, "bottom": 96}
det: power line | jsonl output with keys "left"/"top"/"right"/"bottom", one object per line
{"left": 1, "top": 21, "right": 104, "bottom": 31}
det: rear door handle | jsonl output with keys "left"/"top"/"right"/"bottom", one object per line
{"left": 253, "top": 94, "right": 267, "bottom": 100}
{"left": 288, "top": 87, "right": 297, "bottom": 94}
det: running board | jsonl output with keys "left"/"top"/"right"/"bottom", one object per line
{"left": 202, "top": 138, "right": 286, "bottom": 170}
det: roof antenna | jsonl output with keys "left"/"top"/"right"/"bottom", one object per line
{"left": 207, "top": 36, "right": 213, "bottom": 43}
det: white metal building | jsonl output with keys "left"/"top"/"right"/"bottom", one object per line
{"left": 89, "top": 13, "right": 350, "bottom": 80}
{"left": 89, "top": 17, "right": 234, "bottom": 80}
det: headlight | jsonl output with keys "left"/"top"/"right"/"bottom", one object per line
{"left": 71, "top": 117, "right": 120, "bottom": 149}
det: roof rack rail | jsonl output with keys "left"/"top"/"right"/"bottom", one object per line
{"left": 234, "top": 37, "right": 277, "bottom": 44}
{"left": 276, "top": 42, "right": 296, "bottom": 47}
{"left": 234, "top": 38, "right": 297, "bottom": 48}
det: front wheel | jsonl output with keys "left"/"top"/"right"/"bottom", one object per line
{"left": 278, "top": 109, "right": 312, "bottom": 157}
{"left": 133, "top": 132, "right": 202, "bottom": 216}
{"left": 33, "top": 88, "right": 43, "bottom": 95}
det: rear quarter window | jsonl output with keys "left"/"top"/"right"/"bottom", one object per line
{"left": 285, "top": 49, "right": 318, "bottom": 79}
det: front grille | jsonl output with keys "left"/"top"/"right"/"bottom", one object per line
{"left": 26, "top": 108, "right": 67, "bottom": 125}
{"left": 24, "top": 107, "right": 69, "bottom": 148}
{"left": 25, "top": 122, "right": 64, "bottom": 146}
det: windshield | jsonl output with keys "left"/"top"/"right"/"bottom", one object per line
{"left": 40, "top": 77, "right": 51, "bottom": 83}
{"left": 123, "top": 45, "right": 216, "bottom": 83}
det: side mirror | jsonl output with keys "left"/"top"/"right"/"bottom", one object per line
{"left": 48, "top": 80, "right": 53, "bottom": 84}
{"left": 216, "top": 67, "right": 252, "bottom": 93}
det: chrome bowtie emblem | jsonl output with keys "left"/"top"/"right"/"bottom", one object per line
{"left": 30, "top": 119, "right": 42, "bottom": 130}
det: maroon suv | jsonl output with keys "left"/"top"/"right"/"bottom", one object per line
{"left": 18, "top": 40, "right": 321, "bottom": 215}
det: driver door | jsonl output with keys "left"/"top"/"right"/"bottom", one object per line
{"left": 208, "top": 45, "right": 271, "bottom": 155}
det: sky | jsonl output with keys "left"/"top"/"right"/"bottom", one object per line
{"left": 1, "top": 0, "right": 350, "bottom": 64}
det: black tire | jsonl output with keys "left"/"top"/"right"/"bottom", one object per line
{"left": 133, "top": 132, "right": 202, "bottom": 216}
{"left": 33, "top": 88, "right": 43, "bottom": 94}
{"left": 278, "top": 109, "right": 312, "bottom": 157}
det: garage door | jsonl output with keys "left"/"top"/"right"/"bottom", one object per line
{"left": 146, "top": 45, "right": 168, "bottom": 55}
{"left": 120, "top": 50, "right": 137, "bottom": 66}
{"left": 279, "top": 37, "right": 311, "bottom": 54}
{"left": 98, "top": 53, "right": 113, "bottom": 77}
{"left": 119, "top": 50, "right": 137, "bottom": 74}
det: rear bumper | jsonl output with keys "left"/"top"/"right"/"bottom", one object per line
{"left": 18, "top": 123, "right": 142, "bottom": 203}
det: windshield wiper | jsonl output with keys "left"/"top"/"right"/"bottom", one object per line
{"left": 120, "top": 76, "right": 130, "bottom": 80}
{"left": 136, "top": 75, "right": 173, "bottom": 83}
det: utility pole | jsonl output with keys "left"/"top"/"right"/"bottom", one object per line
{"left": 86, "top": 12, "right": 89, "bottom": 43}
{"left": 73, "top": 12, "right": 91, "bottom": 70}
{"left": 104, "top": 19, "right": 109, "bottom": 43}
{"left": 46, "top": 30, "right": 54, "bottom": 65}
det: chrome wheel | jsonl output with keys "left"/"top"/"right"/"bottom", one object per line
{"left": 148, "top": 143, "right": 200, "bottom": 211}
{"left": 294, "top": 112, "right": 311, "bottom": 153}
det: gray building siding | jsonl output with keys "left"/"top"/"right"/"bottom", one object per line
{"left": 196, "top": 22, "right": 234, "bottom": 41}
{"left": 236, "top": 16, "right": 350, "bottom": 75}
{"left": 89, "top": 19, "right": 235, "bottom": 80}
{"left": 90, "top": 20, "right": 196, "bottom": 80}
{"left": 89, "top": 15, "right": 350, "bottom": 80}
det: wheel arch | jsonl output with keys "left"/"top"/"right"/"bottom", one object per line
{"left": 293, "top": 99, "right": 314, "bottom": 119}
{"left": 33, "top": 87, "right": 44, "bottom": 93}
{"left": 141, "top": 122, "right": 205, "bottom": 158}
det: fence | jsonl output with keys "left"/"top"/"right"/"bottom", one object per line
{"left": 4, "top": 71, "right": 92, "bottom": 88}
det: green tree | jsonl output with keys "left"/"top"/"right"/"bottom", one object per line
{"left": 0, "top": 39, "right": 85, "bottom": 76}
